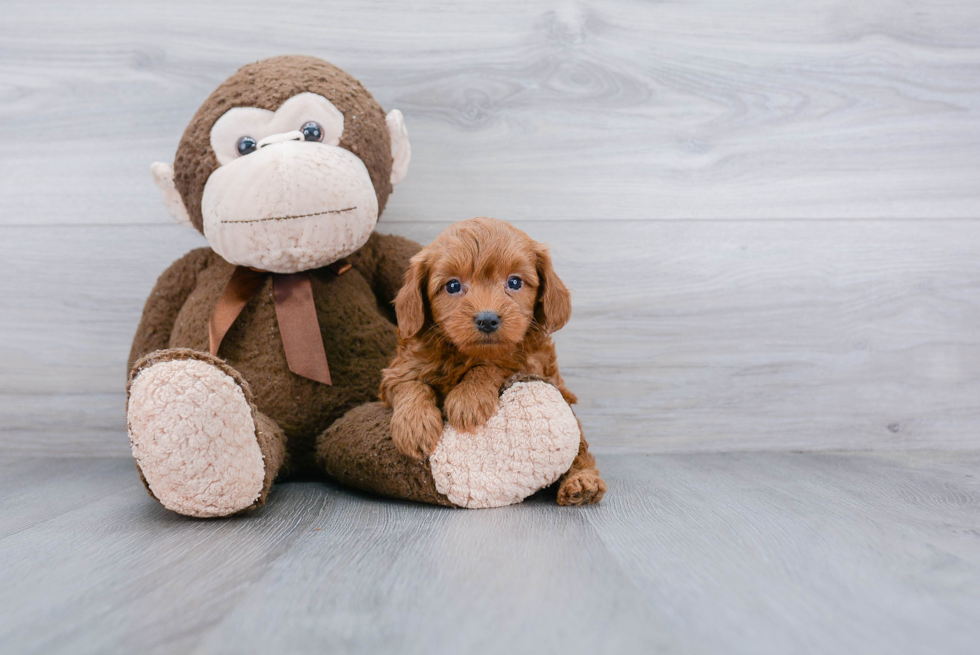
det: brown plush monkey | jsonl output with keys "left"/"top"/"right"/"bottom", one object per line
{"left": 129, "top": 56, "right": 586, "bottom": 517}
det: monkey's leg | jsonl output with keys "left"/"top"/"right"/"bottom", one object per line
{"left": 316, "top": 376, "right": 582, "bottom": 509}
{"left": 127, "top": 348, "right": 287, "bottom": 518}
{"left": 315, "top": 402, "right": 455, "bottom": 507}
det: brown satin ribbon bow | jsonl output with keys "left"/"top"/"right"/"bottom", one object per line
{"left": 208, "top": 262, "right": 351, "bottom": 386}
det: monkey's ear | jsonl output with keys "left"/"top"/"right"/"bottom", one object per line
{"left": 386, "top": 110, "right": 411, "bottom": 186}
{"left": 534, "top": 245, "right": 572, "bottom": 334}
{"left": 151, "top": 162, "right": 194, "bottom": 229}
{"left": 393, "top": 252, "right": 428, "bottom": 339}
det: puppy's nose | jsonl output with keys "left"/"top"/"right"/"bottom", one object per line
{"left": 474, "top": 311, "right": 501, "bottom": 334}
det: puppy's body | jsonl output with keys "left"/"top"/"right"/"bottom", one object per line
{"left": 388, "top": 323, "right": 571, "bottom": 403}
{"left": 380, "top": 217, "right": 605, "bottom": 506}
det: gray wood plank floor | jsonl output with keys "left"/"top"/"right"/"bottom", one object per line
{"left": 1, "top": 452, "right": 978, "bottom": 655}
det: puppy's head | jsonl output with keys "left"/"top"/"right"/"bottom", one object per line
{"left": 395, "top": 217, "right": 571, "bottom": 356}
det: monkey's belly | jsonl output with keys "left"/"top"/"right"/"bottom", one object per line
{"left": 169, "top": 262, "right": 398, "bottom": 470}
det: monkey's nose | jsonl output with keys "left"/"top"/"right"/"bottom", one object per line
{"left": 474, "top": 311, "right": 501, "bottom": 334}
{"left": 257, "top": 131, "right": 304, "bottom": 148}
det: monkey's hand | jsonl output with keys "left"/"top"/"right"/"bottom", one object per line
{"left": 444, "top": 381, "right": 500, "bottom": 433}
{"left": 391, "top": 397, "right": 444, "bottom": 460}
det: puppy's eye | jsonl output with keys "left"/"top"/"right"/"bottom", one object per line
{"left": 507, "top": 276, "right": 523, "bottom": 291}
{"left": 445, "top": 279, "right": 462, "bottom": 294}
{"left": 236, "top": 136, "right": 257, "bottom": 156}
{"left": 301, "top": 121, "right": 323, "bottom": 142}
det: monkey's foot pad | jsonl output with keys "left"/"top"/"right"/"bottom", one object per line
{"left": 430, "top": 380, "right": 580, "bottom": 509}
{"left": 128, "top": 356, "right": 265, "bottom": 518}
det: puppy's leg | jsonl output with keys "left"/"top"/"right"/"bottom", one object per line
{"left": 388, "top": 380, "right": 444, "bottom": 460}
{"left": 444, "top": 365, "right": 510, "bottom": 432}
{"left": 557, "top": 420, "right": 606, "bottom": 506}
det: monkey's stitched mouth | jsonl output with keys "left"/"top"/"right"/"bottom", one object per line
{"left": 221, "top": 206, "right": 356, "bottom": 225}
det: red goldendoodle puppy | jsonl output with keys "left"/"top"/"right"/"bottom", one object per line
{"left": 380, "top": 217, "right": 605, "bottom": 505}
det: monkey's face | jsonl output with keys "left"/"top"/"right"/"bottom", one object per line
{"left": 152, "top": 56, "right": 411, "bottom": 274}
{"left": 202, "top": 93, "right": 381, "bottom": 272}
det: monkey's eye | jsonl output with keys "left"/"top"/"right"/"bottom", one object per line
{"left": 507, "top": 276, "right": 523, "bottom": 291}
{"left": 236, "top": 136, "right": 257, "bottom": 156}
{"left": 301, "top": 121, "right": 324, "bottom": 142}
{"left": 445, "top": 279, "right": 462, "bottom": 295}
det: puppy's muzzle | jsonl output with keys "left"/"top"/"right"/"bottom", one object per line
{"left": 474, "top": 311, "right": 501, "bottom": 334}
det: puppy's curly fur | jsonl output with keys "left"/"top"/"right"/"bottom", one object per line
{"left": 380, "top": 217, "right": 605, "bottom": 506}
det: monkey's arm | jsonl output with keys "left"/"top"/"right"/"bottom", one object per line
{"left": 348, "top": 231, "right": 423, "bottom": 309}
{"left": 128, "top": 247, "right": 213, "bottom": 370}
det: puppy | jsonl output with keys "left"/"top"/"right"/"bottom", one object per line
{"left": 380, "top": 217, "right": 605, "bottom": 506}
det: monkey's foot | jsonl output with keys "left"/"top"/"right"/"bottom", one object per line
{"left": 127, "top": 349, "right": 266, "bottom": 518}
{"left": 430, "top": 378, "right": 580, "bottom": 509}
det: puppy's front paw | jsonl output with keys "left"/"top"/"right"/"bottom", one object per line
{"left": 444, "top": 385, "right": 499, "bottom": 432}
{"left": 391, "top": 401, "right": 444, "bottom": 460}
{"left": 557, "top": 471, "right": 607, "bottom": 506}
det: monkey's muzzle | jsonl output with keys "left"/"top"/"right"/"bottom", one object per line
{"left": 201, "top": 141, "right": 380, "bottom": 273}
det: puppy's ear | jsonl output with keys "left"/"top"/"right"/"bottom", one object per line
{"left": 534, "top": 244, "right": 572, "bottom": 333}
{"left": 394, "top": 252, "right": 429, "bottom": 339}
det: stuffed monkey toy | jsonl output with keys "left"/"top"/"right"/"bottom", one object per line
{"left": 129, "top": 55, "right": 597, "bottom": 516}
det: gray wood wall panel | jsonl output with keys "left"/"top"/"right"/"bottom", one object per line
{"left": 3, "top": 219, "right": 979, "bottom": 456}
{"left": 1, "top": 0, "right": 979, "bottom": 226}
{"left": 1, "top": 0, "right": 979, "bottom": 455}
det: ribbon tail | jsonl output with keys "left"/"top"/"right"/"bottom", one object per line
{"left": 210, "top": 267, "right": 268, "bottom": 356}
{"left": 273, "top": 272, "right": 332, "bottom": 385}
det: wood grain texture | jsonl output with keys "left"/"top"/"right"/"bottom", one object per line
{"left": 0, "top": 453, "right": 978, "bottom": 654}
{"left": 3, "top": 220, "right": 980, "bottom": 455}
{"left": 3, "top": 4, "right": 977, "bottom": 652}
{"left": 0, "top": 0, "right": 978, "bottom": 226}
{"left": 2, "top": 0, "right": 980, "bottom": 455}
